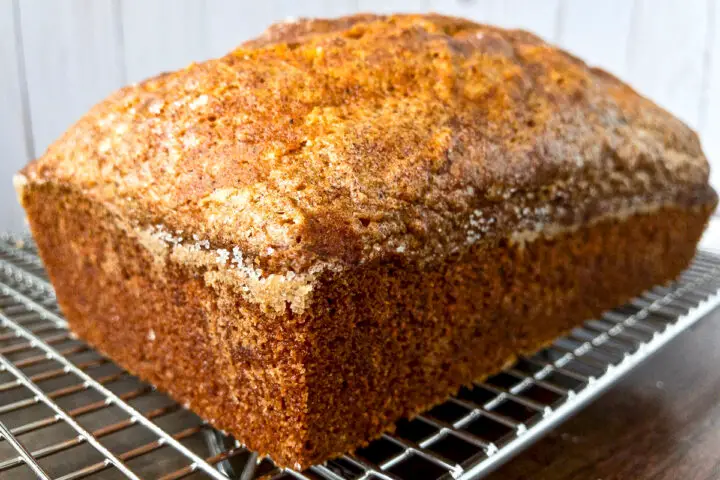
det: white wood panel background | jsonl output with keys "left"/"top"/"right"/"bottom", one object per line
{"left": 704, "top": 0, "right": 720, "bottom": 192}
{"left": 121, "top": 0, "right": 208, "bottom": 84}
{"left": 625, "top": 0, "right": 710, "bottom": 130}
{"left": 18, "top": 0, "right": 125, "bottom": 160}
{"left": 0, "top": 0, "right": 32, "bottom": 232}
{"left": 430, "top": 0, "right": 561, "bottom": 40}
{"left": 556, "top": 0, "right": 635, "bottom": 79}
{"left": 1, "top": 0, "right": 719, "bottom": 232}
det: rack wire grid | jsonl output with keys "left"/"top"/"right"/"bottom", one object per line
{"left": 0, "top": 234, "right": 719, "bottom": 480}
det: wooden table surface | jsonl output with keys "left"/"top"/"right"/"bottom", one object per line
{"left": 487, "top": 307, "right": 720, "bottom": 480}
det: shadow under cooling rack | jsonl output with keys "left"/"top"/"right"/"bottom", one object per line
{"left": 0, "top": 233, "right": 719, "bottom": 480}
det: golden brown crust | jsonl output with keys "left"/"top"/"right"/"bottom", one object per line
{"left": 18, "top": 13, "right": 716, "bottom": 277}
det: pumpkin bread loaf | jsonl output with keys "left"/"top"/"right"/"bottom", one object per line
{"left": 16, "top": 14, "right": 717, "bottom": 468}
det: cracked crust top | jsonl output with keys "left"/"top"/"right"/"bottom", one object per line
{"left": 18, "top": 13, "right": 717, "bottom": 276}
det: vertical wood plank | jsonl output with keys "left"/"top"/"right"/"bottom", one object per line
{"left": 357, "top": 0, "right": 429, "bottom": 14}
{"left": 555, "top": 0, "right": 634, "bottom": 78}
{"left": 701, "top": 0, "right": 719, "bottom": 193}
{"left": 273, "top": 0, "right": 358, "bottom": 19}
{"left": 18, "top": 0, "right": 125, "bottom": 157}
{"left": 121, "top": 0, "right": 208, "bottom": 84}
{"left": 0, "top": 0, "right": 32, "bottom": 232}
{"left": 429, "top": 0, "right": 561, "bottom": 41}
{"left": 205, "top": 0, "right": 276, "bottom": 57}
{"left": 625, "top": 0, "right": 709, "bottom": 130}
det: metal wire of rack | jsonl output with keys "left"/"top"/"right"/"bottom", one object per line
{"left": 0, "top": 233, "right": 719, "bottom": 480}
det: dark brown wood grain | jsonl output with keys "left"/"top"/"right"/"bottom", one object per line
{"left": 487, "top": 308, "right": 720, "bottom": 480}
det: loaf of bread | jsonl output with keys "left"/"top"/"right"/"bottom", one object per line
{"left": 16, "top": 14, "right": 717, "bottom": 469}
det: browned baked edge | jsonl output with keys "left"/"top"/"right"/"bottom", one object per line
{"left": 21, "top": 182, "right": 714, "bottom": 468}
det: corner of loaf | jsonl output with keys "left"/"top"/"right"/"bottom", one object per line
{"left": 16, "top": 12, "right": 718, "bottom": 470}
{"left": 133, "top": 222, "right": 321, "bottom": 315}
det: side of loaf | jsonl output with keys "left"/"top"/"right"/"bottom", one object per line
{"left": 16, "top": 13, "right": 717, "bottom": 469}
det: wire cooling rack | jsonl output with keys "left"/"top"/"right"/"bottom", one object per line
{"left": 0, "top": 234, "right": 719, "bottom": 480}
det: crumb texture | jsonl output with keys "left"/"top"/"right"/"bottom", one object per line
{"left": 20, "top": 14, "right": 716, "bottom": 274}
